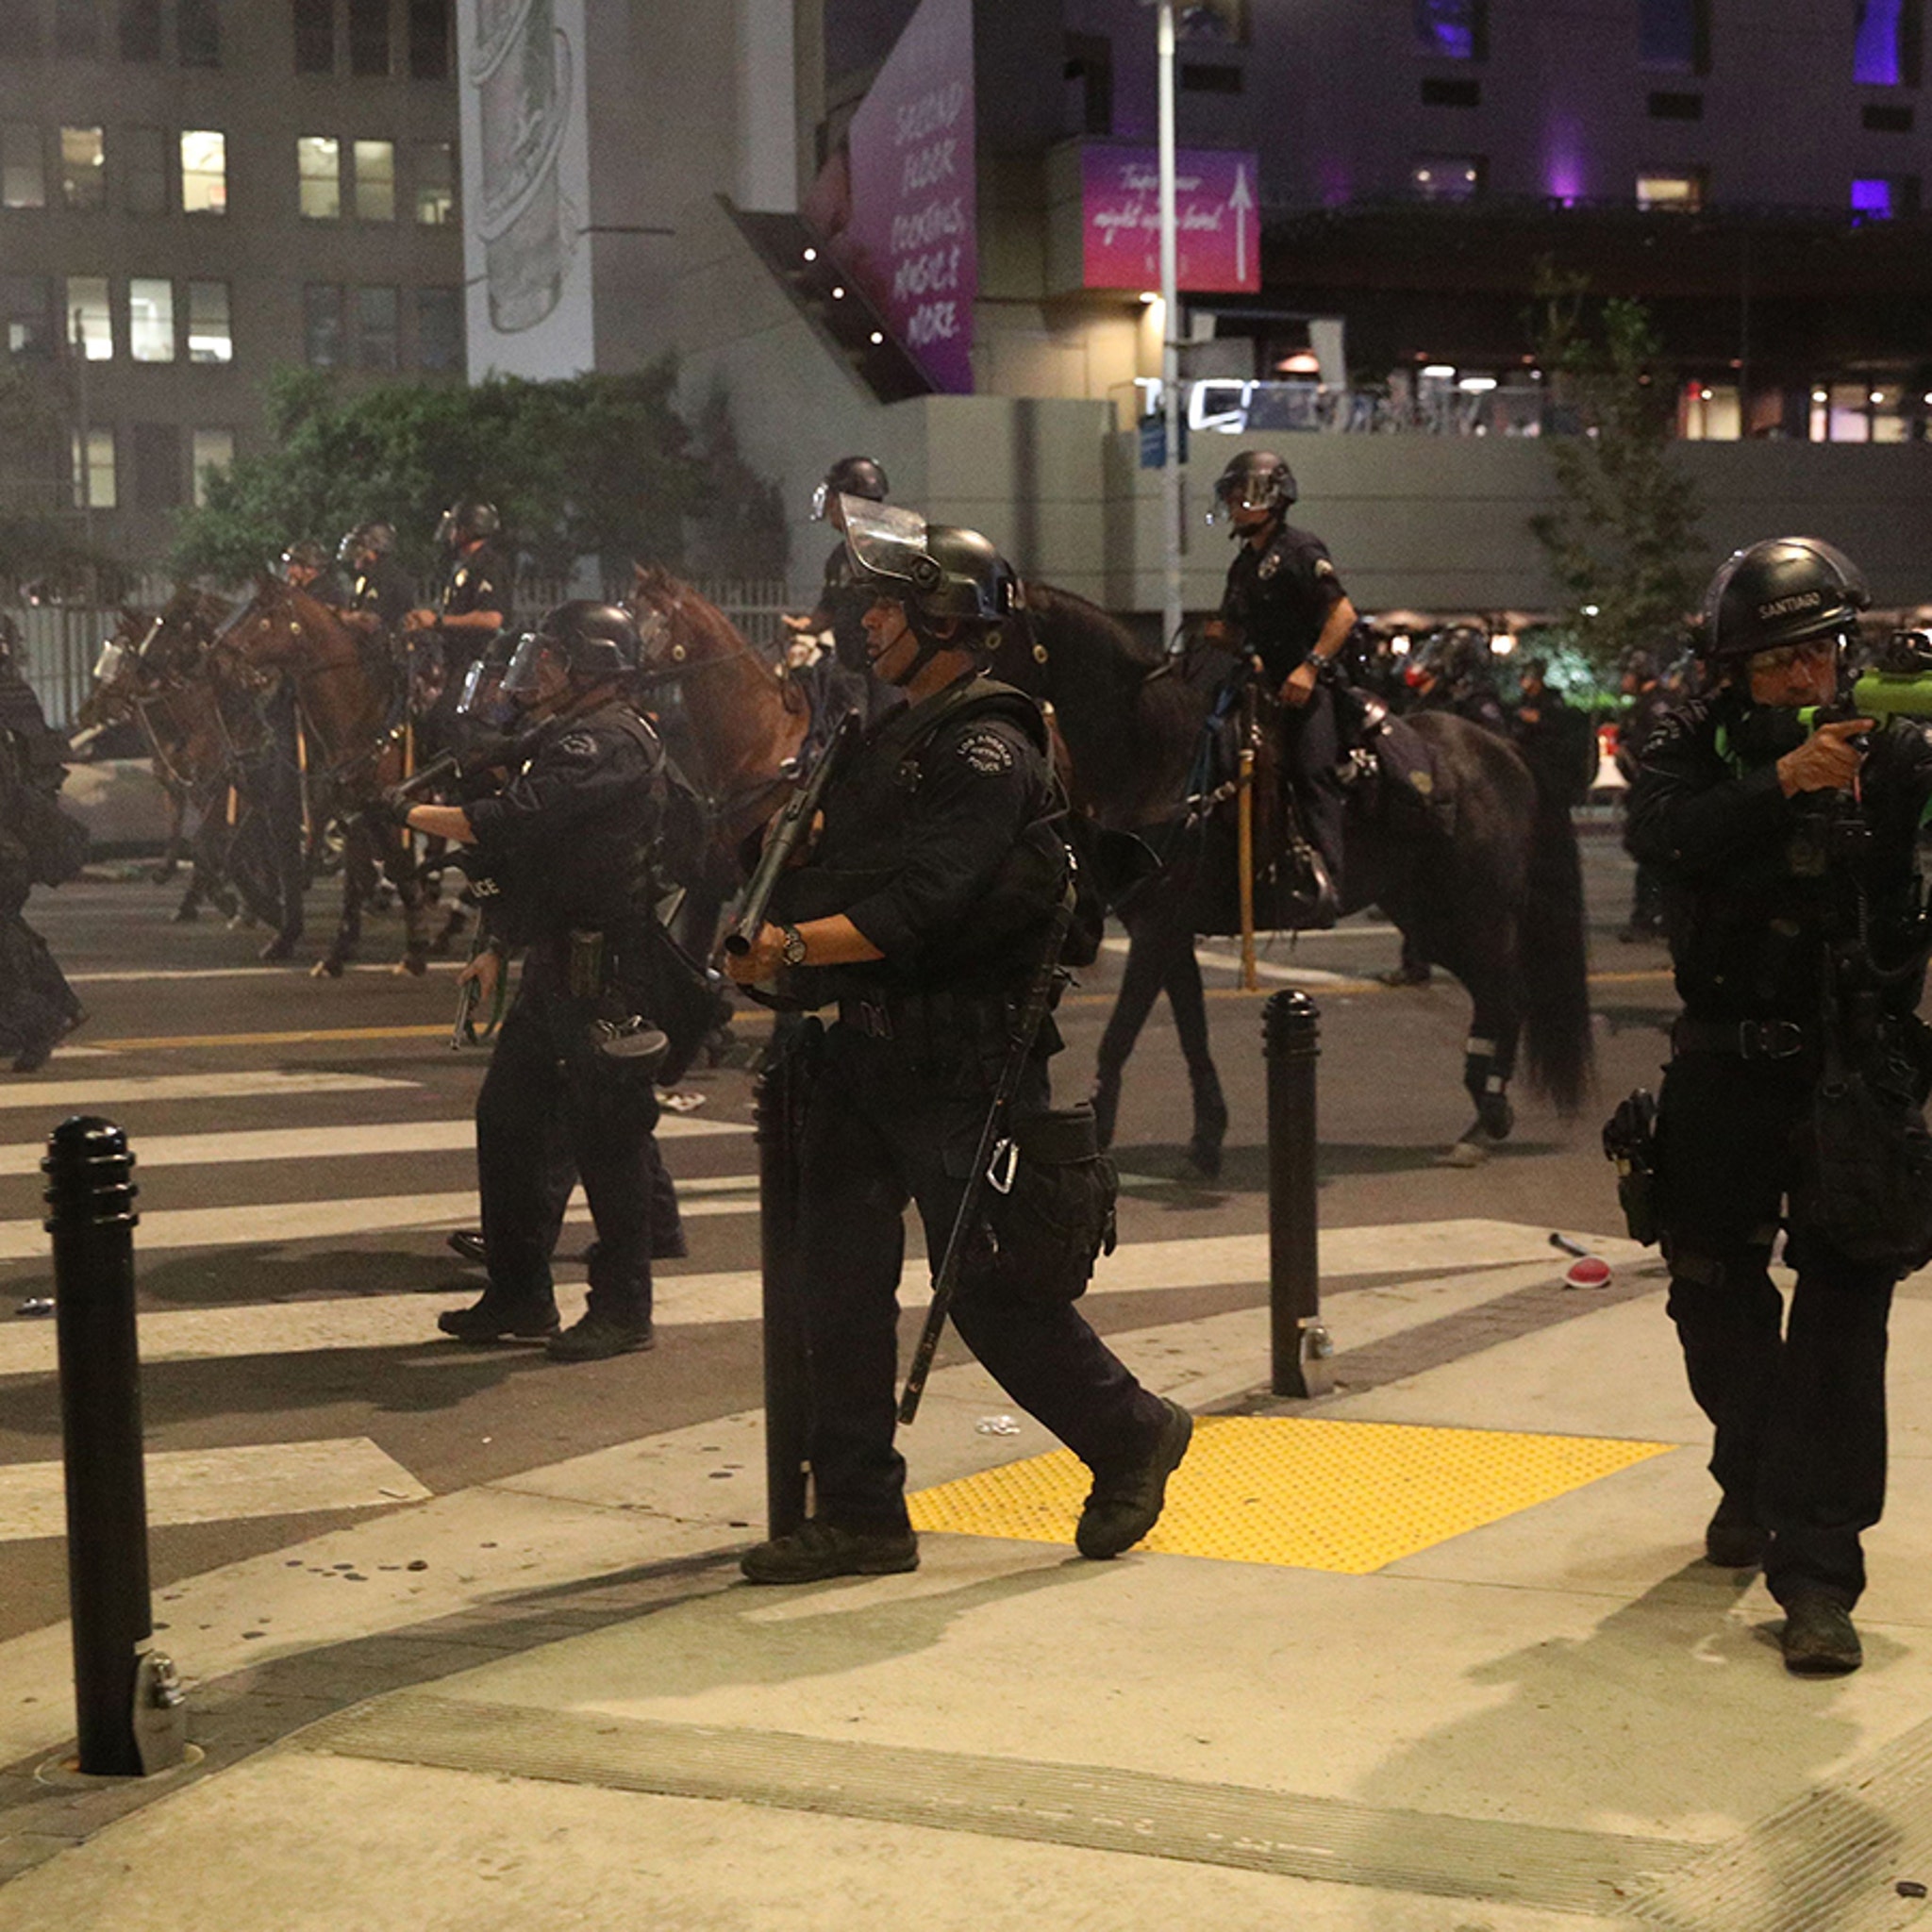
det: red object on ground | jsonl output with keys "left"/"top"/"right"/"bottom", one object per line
{"left": 1564, "top": 1255, "right": 1612, "bottom": 1289}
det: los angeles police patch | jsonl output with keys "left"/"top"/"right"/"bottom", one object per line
{"left": 557, "top": 730, "right": 598, "bottom": 758}
{"left": 1257, "top": 550, "right": 1282, "bottom": 580}
{"left": 957, "top": 728, "right": 1014, "bottom": 774}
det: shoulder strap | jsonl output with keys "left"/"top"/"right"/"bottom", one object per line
{"left": 871, "top": 675, "right": 1049, "bottom": 771}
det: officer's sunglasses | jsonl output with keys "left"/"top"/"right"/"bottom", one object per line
{"left": 1749, "top": 635, "right": 1840, "bottom": 675}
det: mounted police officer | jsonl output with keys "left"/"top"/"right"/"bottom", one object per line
{"left": 407, "top": 497, "right": 511, "bottom": 680}
{"left": 1208, "top": 449, "right": 1359, "bottom": 923}
{"left": 394, "top": 601, "right": 678, "bottom": 1363}
{"left": 338, "top": 521, "right": 414, "bottom": 632}
{"left": 1626, "top": 536, "right": 1932, "bottom": 1675}
{"left": 782, "top": 456, "right": 901, "bottom": 741}
{"left": 725, "top": 499, "right": 1191, "bottom": 1584}
{"left": 0, "top": 619, "right": 85, "bottom": 1070}
{"left": 279, "top": 539, "right": 349, "bottom": 608}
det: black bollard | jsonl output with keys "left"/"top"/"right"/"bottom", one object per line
{"left": 756, "top": 1024, "right": 816, "bottom": 1539}
{"left": 1263, "top": 991, "right": 1333, "bottom": 1399}
{"left": 44, "top": 1116, "right": 153, "bottom": 1775}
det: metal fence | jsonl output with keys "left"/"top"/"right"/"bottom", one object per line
{"left": 8, "top": 575, "right": 804, "bottom": 732}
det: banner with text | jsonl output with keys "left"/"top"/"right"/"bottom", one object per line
{"left": 1081, "top": 144, "right": 1260, "bottom": 294}
{"left": 835, "top": 0, "right": 977, "bottom": 393}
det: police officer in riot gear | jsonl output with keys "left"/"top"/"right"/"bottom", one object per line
{"left": 279, "top": 539, "right": 350, "bottom": 608}
{"left": 726, "top": 498, "right": 1190, "bottom": 1584}
{"left": 1627, "top": 536, "right": 1932, "bottom": 1674}
{"left": 783, "top": 456, "right": 901, "bottom": 738}
{"left": 339, "top": 521, "right": 414, "bottom": 631}
{"left": 1618, "top": 648, "right": 1674, "bottom": 941}
{"left": 1208, "top": 449, "right": 1359, "bottom": 921}
{"left": 1407, "top": 626, "right": 1510, "bottom": 736}
{"left": 396, "top": 600, "right": 676, "bottom": 1363}
{"left": 0, "top": 618, "right": 86, "bottom": 1070}
{"left": 407, "top": 497, "right": 510, "bottom": 666}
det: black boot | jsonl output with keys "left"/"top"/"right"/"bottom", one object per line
{"left": 437, "top": 1291, "right": 559, "bottom": 1341}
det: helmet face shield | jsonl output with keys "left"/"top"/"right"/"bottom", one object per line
{"left": 841, "top": 498, "right": 934, "bottom": 595}
{"left": 498, "top": 631, "right": 557, "bottom": 699}
{"left": 92, "top": 640, "right": 128, "bottom": 685}
{"left": 455, "top": 655, "right": 518, "bottom": 728}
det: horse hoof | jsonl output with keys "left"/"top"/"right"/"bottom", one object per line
{"left": 311, "top": 957, "right": 344, "bottom": 980}
{"left": 259, "top": 937, "right": 296, "bottom": 963}
{"left": 1437, "top": 1139, "right": 1489, "bottom": 1169}
{"left": 1477, "top": 1097, "right": 1516, "bottom": 1141}
{"left": 171, "top": 906, "right": 199, "bottom": 924}
{"left": 393, "top": 954, "right": 427, "bottom": 977}
{"left": 1180, "top": 1141, "right": 1224, "bottom": 1184}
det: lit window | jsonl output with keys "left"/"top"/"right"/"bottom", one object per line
{"left": 2, "top": 275, "right": 55, "bottom": 358}
{"left": 1410, "top": 154, "right": 1484, "bottom": 201}
{"left": 349, "top": 0, "right": 389, "bottom": 75}
{"left": 188, "top": 280, "right": 232, "bottom": 362}
{"left": 1855, "top": 0, "right": 1915, "bottom": 86}
{"left": 1637, "top": 170, "right": 1704, "bottom": 211}
{"left": 304, "top": 283, "right": 343, "bottom": 366}
{"left": 294, "top": 0, "right": 334, "bottom": 74}
{"left": 180, "top": 130, "right": 226, "bottom": 214}
{"left": 59, "top": 126, "right": 106, "bottom": 210}
{"left": 192, "top": 428, "right": 234, "bottom": 508}
{"left": 124, "top": 125, "right": 166, "bottom": 214}
{"left": 129, "top": 276, "right": 175, "bottom": 361}
{"left": 353, "top": 140, "right": 395, "bottom": 221}
{"left": 66, "top": 275, "right": 112, "bottom": 359}
{"left": 416, "top": 286, "right": 461, "bottom": 372}
{"left": 1415, "top": 0, "right": 1484, "bottom": 59}
{"left": 73, "top": 426, "right": 117, "bottom": 510}
{"left": 414, "top": 141, "right": 454, "bottom": 224}
{"left": 1, "top": 122, "right": 43, "bottom": 208}
{"left": 298, "top": 137, "right": 341, "bottom": 219}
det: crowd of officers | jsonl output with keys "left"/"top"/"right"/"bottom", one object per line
{"left": 8, "top": 452, "right": 1926, "bottom": 1667}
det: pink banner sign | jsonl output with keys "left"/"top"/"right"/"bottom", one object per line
{"left": 1081, "top": 144, "right": 1260, "bottom": 294}
{"left": 834, "top": 0, "right": 977, "bottom": 393}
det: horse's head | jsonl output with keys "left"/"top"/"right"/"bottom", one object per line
{"left": 627, "top": 563, "right": 748, "bottom": 675}
{"left": 209, "top": 575, "right": 318, "bottom": 690}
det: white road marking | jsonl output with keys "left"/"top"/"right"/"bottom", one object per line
{"left": 1097, "top": 936, "right": 1371, "bottom": 990}
{"left": 0, "top": 1070, "right": 417, "bottom": 1112}
{"left": 69, "top": 961, "right": 466, "bottom": 983}
{"left": 0, "top": 1437, "right": 430, "bottom": 1542}
{"left": 0, "top": 1221, "right": 1643, "bottom": 1375}
{"left": 0, "top": 1113, "right": 752, "bottom": 1178}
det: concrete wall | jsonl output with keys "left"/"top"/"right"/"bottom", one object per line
{"left": 1102, "top": 432, "right": 1932, "bottom": 618}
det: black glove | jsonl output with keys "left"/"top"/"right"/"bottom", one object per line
{"left": 378, "top": 785, "right": 415, "bottom": 826}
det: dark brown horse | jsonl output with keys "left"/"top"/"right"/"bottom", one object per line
{"left": 214, "top": 575, "right": 430, "bottom": 975}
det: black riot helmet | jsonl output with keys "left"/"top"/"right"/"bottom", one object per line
{"left": 1208, "top": 449, "right": 1298, "bottom": 530}
{"left": 811, "top": 455, "right": 890, "bottom": 522}
{"left": 338, "top": 520, "right": 396, "bottom": 567}
{"left": 500, "top": 601, "right": 640, "bottom": 698}
{"left": 1620, "top": 647, "right": 1658, "bottom": 687}
{"left": 1699, "top": 537, "right": 1870, "bottom": 662}
{"left": 280, "top": 539, "right": 330, "bottom": 578}
{"left": 435, "top": 497, "right": 502, "bottom": 550}
{"left": 841, "top": 498, "right": 1020, "bottom": 639}
{"left": 1415, "top": 625, "right": 1491, "bottom": 691}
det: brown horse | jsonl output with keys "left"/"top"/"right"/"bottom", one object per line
{"left": 76, "top": 591, "right": 305, "bottom": 941}
{"left": 215, "top": 575, "right": 430, "bottom": 975}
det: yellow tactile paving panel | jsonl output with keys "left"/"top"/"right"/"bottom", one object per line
{"left": 908, "top": 1415, "right": 1675, "bottom": 1574}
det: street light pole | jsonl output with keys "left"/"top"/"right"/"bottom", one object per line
{"left": 1157, "top": 0, "right": 1184, "bottom": 656}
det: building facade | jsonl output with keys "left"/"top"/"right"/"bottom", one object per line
{"left": 0, "top": 0, "right": 465, "bottom": 569}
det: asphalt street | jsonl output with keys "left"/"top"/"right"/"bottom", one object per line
{"left": 0, "top": 826, "right": 1677, "bottom": 1644}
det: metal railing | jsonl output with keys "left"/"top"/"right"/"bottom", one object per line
{"left": 1116, "top": 376, "right": 1556, "bottom": 440}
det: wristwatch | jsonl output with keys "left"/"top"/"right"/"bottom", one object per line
{"left": 778, "top": 923, "right": 808, "bottom": 968}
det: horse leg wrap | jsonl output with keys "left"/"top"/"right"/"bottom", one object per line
{"left": 1462, "top": 1037, "right": 1516, "bottom": 1141}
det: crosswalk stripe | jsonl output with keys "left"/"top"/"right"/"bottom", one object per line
{"left": 70, "top": 961, "right": 466, "bottom": 984}
{"left": 0, "top": 1221, "right": 1638, "bottom": 1376}
{"left": 0, "top": 1070, "right": 418, "bottom": 1112}
{"left": 0, "top": 1113, "right": 753, "bottom": 1178}
{"left": 0, "top": 1438, "right": 430, "bottom": 1542}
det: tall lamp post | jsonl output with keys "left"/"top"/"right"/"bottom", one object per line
{"left": 1156, "top": 0, "right": 1183, "bottom": 657}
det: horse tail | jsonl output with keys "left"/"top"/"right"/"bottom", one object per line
{"left": 1517, "top": 758, "right": 1594, "bottom": 1116}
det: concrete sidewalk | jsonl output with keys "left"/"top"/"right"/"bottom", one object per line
{"left": 5, "top": 1232, "right": 1932, "bottom": 1931}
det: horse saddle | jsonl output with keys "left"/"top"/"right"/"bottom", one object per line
{"left": 1330, "top": 687, "right": 1448, "bottom": 841}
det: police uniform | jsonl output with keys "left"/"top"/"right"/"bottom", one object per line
{"left": 348, "top": 553, "right": 415, "bottom": 630}
{"left": 1620, "top": 677, "right": 1675, "bottom": 936}
{"left": 436, "top": 544, "right": 510, "bottom": 658}
{"left": 1628, "top": 686, "right": 1932, "bottom": 1618}
{"left": 0, "top": 655, "right": 84, "bottom": 1069}
{"left": 463, "top": 701, "right": 668, "bottom": 1342}
{"left": 1220, "top": 521, "right": 1349, "bottom": 889}
{"left": 776, "top": 675, "right": 1172, "bottom": 1536}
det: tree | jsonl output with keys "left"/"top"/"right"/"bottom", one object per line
{"left": 1528, "top": 266, "right": 1706, "bottom": 676}
{"left": 170, "top": 363, "right": 718, "bottom": 587}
